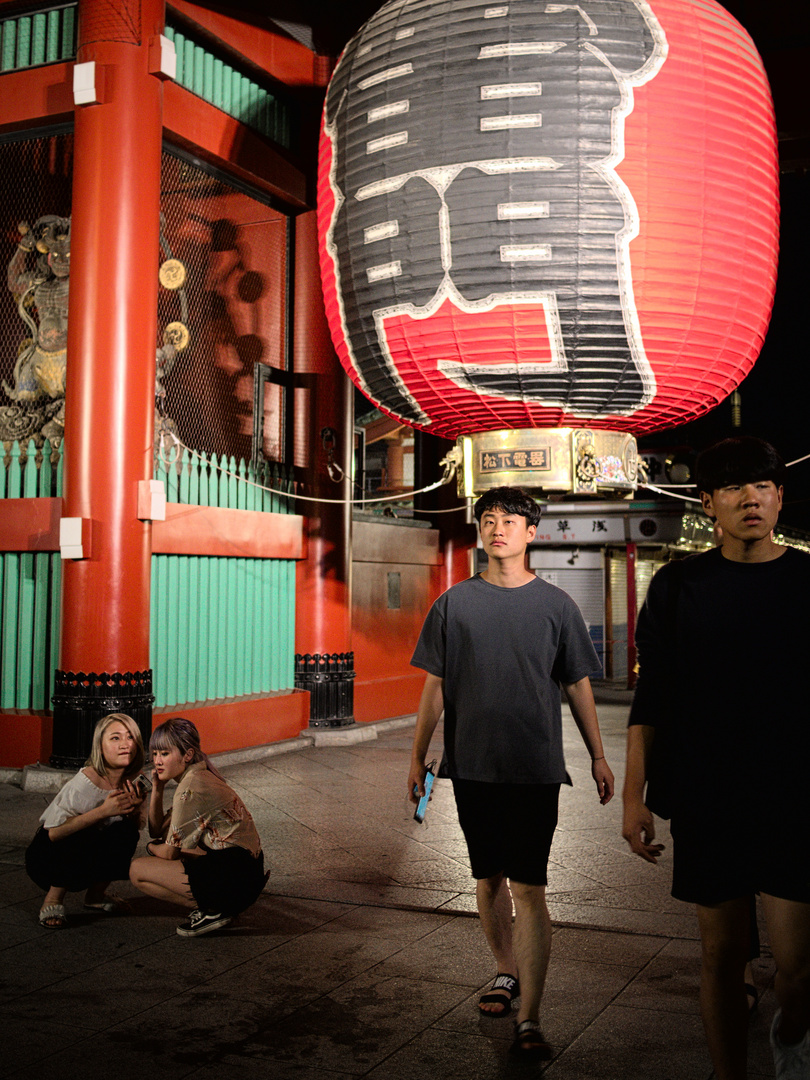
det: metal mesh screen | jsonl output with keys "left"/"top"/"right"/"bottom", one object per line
{"left": 0, "top": 132, "right": 73, "bottom": 449}
{"left": 158, "top": 151, "right": 289, "bottom": 465}
{"left": 0, "top": 137, "right": 289, "bottom": 468}
{"left": 79, "top": 0, "right": 140, "bottom": 46}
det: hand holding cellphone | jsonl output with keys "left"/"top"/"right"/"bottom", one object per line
{"left": 413, "top": 759, "right": 436, "bottom": 823}
{"left": 133, "top": 773, "right": 153, "bottom": 797}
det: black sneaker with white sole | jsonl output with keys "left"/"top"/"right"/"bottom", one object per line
{"left": 176, "top": 909, "right": 233, "bottom": 937}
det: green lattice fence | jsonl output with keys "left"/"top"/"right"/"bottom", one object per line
{"left": 0, "top": 440, "right": 296, "bottom": 710}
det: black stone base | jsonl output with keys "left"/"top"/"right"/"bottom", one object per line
{"left": 294, "top": 652, "right": 355, "bottom": 729}
{"left": 50, "top": 670, "right": 155, "bottom": 768}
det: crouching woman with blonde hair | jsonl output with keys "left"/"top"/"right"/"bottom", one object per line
{"left": 129, "top": 717, "right": 267, "bottom": 937}
{"left": 26, "top": 712, "right": 147, "bottom": 928}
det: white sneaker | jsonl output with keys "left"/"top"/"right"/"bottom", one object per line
{"left": 770, "top": 1009, "right": 810, "bottom": 1079}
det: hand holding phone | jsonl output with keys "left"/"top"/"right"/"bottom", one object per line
{"left": 413, "top": 760, "right": 436, "bottom": 823}
{"left": 133, "top": 773, "right": 153, "bottom": 797}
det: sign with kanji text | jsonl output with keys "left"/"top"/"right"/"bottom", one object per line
{"left": 479, "top": 448, "right": 550, "bottom": 474}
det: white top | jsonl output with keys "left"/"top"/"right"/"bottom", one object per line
{"left": 40, "top": 768, "right": 122, "bottom": 829}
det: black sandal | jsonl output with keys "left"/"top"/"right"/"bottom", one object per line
{"left": 478, "top": 973, "right": 520, "bottom": 1017}
{"left": 510, "top": 1019, "right": 553, "bottom": 1060}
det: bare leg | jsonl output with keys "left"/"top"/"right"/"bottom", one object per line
{"left": 476, "top": 873, "right": 518, "bottom": 1013}
{"left": 41, "top": 885, "right": 68, "bottom": 925}
{"left": 696, "top": 898, "right": 750, "bottom": 1080}
{"left": 510, "top": 880, "right": 552, "bottom": 1026}
{"left": 129, "top": 856, "right": 195, "bottom": 908}
{"left": 761, "top": 893, "right": 810, "bottom": 1045}
{"left": 84, "top": 881, "right": 112, "bottom": 904}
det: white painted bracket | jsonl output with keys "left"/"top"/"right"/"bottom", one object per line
{"left": 137, "top": 479, "right": 166, "bottom": 522}
{"left": 73, "top": 61, "right": 102, "bottom": 106}
{"left": 148, "top": 34, "right": 176, "bottom": 80}
{"left": 60, "top": 517, "right": 92, "bottom": 560}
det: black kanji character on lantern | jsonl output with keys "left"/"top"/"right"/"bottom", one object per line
{"left": 323, "top": 0, "right": 667, "bottom": 425}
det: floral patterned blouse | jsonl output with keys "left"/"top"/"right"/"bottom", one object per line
{"left": 167, "top": 762, "right": 261, "bottom": 856}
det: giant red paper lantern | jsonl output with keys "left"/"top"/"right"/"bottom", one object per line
{"left": 317, "top": 0, "right": 778, "bottom": 486}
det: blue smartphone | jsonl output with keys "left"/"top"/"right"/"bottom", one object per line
{"left": 414, "top": 760, "right": 436, "bottom": 823}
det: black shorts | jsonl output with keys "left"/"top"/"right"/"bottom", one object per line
{"left": 25, "top": 820, "right": 138, "bottom": 892}
{"left": 451, "top": 779, "right": 560, "bottom": 886}
{"left": 671, "top": 813, "right": 810, "bottom": 906}
{"left": 182, "top": 843, "right": 268, "bottom": 915}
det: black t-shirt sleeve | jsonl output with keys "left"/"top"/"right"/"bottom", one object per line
{"left": 551, "top": 595, "right": 602, "bottom": 684}
{"left": 410, "top": 595, "right": 446, "bottom": 677}
{"left": 628, "top": 561, "right": 675, "bottom": 728}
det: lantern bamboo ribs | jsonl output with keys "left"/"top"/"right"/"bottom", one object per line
{"left": 318, "top": 0, "right": 778, "bottom": 495}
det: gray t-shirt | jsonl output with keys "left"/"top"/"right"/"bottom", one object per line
{"left": 411, "top": 574, "right": 600, "bottom": 784}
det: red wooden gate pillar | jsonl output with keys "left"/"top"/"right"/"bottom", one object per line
{"left": 52, "top": 0, "right": 166, "bottom": 764}
{"left": 292, "top": 211, "right": 355, "bottom": 727}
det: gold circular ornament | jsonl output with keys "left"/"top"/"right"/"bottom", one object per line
{"left": 163, "top": 322, "right": 190, "bottom": 350}
{"left": 159, "top": 258, "right": 187, "bottom": 290}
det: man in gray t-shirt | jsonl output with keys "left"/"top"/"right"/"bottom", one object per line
{"left": 408, "top": 486, "right": 614, "bottom": 1060}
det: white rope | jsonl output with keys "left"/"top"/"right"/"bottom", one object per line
{"left": 157, "top": 430, "right": 457, "bottom": 506}
{"left": 413, "top": 504, "right": 470, "bottom": 514}
{"left": 158, "top": 430, "right": 810, "bottom": 511}
{"left": 638, "top": 482, "right": 701, "bottom": 504}
{"left": 641, "top": 448, "right": 809, "bottom": 493}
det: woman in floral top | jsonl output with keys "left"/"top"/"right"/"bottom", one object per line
{"left": 129, "top": 717, "right": 266, "bottom": 937}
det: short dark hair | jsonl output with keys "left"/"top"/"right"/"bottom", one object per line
{"left": 473, "top": 486, "right": 542, "bottom": 528}
{"left": 695, "top": 437, "right": 786, "bottom": 496}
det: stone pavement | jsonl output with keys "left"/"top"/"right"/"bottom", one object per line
{"left": 0, "top": 704, "right": 779, "bottom": 1079}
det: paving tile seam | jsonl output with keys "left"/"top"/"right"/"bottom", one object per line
{"left": 548, "top": 913, "right": 696, "bottom": 940}
{"left": 200, "top": 1055, "right": 357, "bottom": 1079}
{"left": 260, "top": 890, "right": 700, "bottom": 941}
{"left": 4, "top": 985, "right": 213, "bottom": 1062}
{"left": 339, "top": 1020, "right": 508, "bottom": 1080}
{"left": 6, "top": 1034, "right": 208, "bottom": 1080}
{"left": 2, "top": 915, "right": 330, "bottom": 995}
{"left": 3, "top": 885, "right": 696, "bottom": 943}
{"left": 2, "top": 962, "right": 206, "bottom": 1013}
{"left": 0, "top": 931, "right": 179, "bottom": 983}
{"left": 265, "top": 889, "right": 477, "bottom": 918}
{"left": 212, "top": 970, "right": 479, "bottom": 1059}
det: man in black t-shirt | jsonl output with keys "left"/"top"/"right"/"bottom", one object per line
{"left": 623, "top": 437, "right": 810, "bottom": 1080}
{"left": 408, "top": 486, "right": 614, "bottom": 1059}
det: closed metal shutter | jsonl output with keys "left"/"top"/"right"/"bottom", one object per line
{"left": 608, "top": 555, "right": 668, "bottom": 681}
{"left": 635, "top": 559, "right": 667, "bottom": 610}
{"left": 537, "top": 568, "right": 605, "bottom": 673}
{"left": 608, "top": 555, "right": 628, "bottom": 679}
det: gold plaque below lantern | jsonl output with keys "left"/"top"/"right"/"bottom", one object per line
{"left": 163, "top": 322, "right": 190, "bottom": 350}
{"left": 159, "top": 258, "right": 187, "bottom": 290}
{"left": 457, "top": 428, "right": 638, "bottom": 498}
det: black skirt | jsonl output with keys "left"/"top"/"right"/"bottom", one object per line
{"left": 182, "top": 843, "right": 267, "bottom": 915}
{"left": 25, "top": 820, "right": 139, "bottom": 892}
